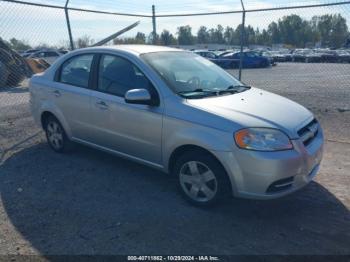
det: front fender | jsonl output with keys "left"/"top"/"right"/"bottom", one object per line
{"left": 162, "top": 117, "right": 233, "bottom": 170}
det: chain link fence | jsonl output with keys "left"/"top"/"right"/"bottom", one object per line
{"left": 1, "top": 0, "right": 350, "bottom": 158}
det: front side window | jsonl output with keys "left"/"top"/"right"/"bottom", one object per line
{"left": 97, "top": 55, "right": 152, "bottom": 97}
{"left": 142, "top": 51, "right": 248, "bottom": 98}
{"left": 59, "top": 54, "right": 94, "bottom": 88}
{"left": 245, "top": 52, "right": 256, "bottom": 58}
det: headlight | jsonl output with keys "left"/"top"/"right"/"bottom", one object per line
{"left": 234, "top": 128, "right": 293, "bottom": 151}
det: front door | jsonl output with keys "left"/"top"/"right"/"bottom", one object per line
{"left": 89, "top": 54, "right": 163, "bottom": 165}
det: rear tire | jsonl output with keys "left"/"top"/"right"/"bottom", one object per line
{"left": 44, "top": 116, "right": 73, "bottom": 153}
{"left": 173, "top": 151, "right": 231, "bottom": 207}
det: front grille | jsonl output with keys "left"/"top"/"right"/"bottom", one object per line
{"left": 298, "top": 119, "right": 318, "bottom": 146}
{"left": 266, "top": 176, "right": 294, "bottom": 193}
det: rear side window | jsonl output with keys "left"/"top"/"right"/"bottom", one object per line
{"left": 206, "top": 52, "right": 216, "bottom": 59}
{"left": 59, "top": 54, "right": 94, "bottom": 88}
{"left": 97, "top": 54, "right": 152, "bottom": 97}
{"left": 231, "top": 53, "right": 239, "bottom": 59}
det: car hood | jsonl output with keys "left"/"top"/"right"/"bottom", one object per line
{"left": 186, "top": 87, "right": 313, "bottom": 139}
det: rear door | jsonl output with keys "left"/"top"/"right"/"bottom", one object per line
{"left": 88, "top": 54, "right": 163, "bottom": 165}
{"left": 51, "top": 53, "right": 95, "bottom": 140}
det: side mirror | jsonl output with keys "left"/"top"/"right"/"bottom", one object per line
{"left": 124, "top": 89, "right": 157, "bottom": 106}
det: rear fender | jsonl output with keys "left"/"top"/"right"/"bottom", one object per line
{"left": 39, "top": 101, "right": 72, "bottom": 138}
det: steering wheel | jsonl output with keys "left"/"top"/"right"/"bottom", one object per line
{"left": 187, "top": 76, "right": 200, "bottom": 88}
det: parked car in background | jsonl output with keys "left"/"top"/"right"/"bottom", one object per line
{"left": 29, "top": 45, "right": 323, "bottom": 206}
{"left": 269, "top": 51, "right": 287, "bottom": 62}
{"left": 193, "top": 48, "right": 349, "bottom": 64}
{"left": 21, "top": 49, "right": 40, "bottom": 57}
{"left": 217, "top": 50, "right": 238, "bottom": 57}
{"left": 222, "top": 51, "right": 272, "bottom": 68}
{"left": 194, "top": 50, "right": 236, "bottom": 69}
{"left": 27, "top": 50, "right": 63, "bottom": 64}
{"left": 58, "top": 49, "right": 69, "bottom": 55}
{"left": 282, "top": 50, "right": 293, "bottom": 62}
{"left": 194, "top": 50, "right": 220, "bottom": 60}
{"left": 260, "top": 51, "right": 273, "bottom": 63}
{"left": 292, "top": 49, "right": 322, "bottom": 63}
{"left": 314, "top": 49, "right": 339, "bottom": 63}
{"left": 336, "top": 50, "right": 350, "bottom": 63}
{"left": 260, "top": 51, "right": 280, "bottom": 64}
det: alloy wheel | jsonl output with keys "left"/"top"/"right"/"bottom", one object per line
{"left": 46, "top": 121, "right": 64, "bottom": 150}
{"left": 179, "top": 161, "right": 218, "bottom": 202}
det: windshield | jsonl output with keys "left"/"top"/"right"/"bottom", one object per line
{"left": 141, "top": 51, "right": 248, "bottom": 98}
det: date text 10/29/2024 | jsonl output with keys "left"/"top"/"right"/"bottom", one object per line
{"left": 127, "top": 256, "right": 220, "bottom": 261}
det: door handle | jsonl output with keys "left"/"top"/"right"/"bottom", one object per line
{"left": 53, "top": 90, "right": 61, "bottom": 97}
{"left": 96, "top": 100, "right": 109, "bottom": 110}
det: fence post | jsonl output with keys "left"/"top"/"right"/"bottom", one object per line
{"left": 239, "top": 0, "right": 245, "bottom": 81}
{"left": 152, "top": 5, "right": 157, "bottom": 44}
{"left": 65, "top": 0, "right": 74, "bottom": 50}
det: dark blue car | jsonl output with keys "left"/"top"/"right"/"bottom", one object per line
{"left": 195, "top": 51, "right": 272, "bottom": 69}
{"left": 194, "top": 51, "right": 236, "bottom": 69}
{"left": 221, "top": 51, "right": 271, "bottom": 68}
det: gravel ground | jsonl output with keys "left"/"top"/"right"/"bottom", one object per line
{"left": 0, "top": 63, "right": 349, "bottom": 256}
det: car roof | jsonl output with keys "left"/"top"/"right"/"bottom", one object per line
{"left": 32, "top": 49, "right": 58, "bottom": 53}
{"left": 81, "top": 45, "right": 181, "bottom": 55}
{"left": 43, "top": 45, "right": 184, "bottom": 79}
{"left": 225, "top": 51, "right": 241, "bottom": 55}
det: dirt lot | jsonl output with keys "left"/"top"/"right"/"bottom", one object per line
{"left": 0, "top": 63, "right": 349, "bottom": 256}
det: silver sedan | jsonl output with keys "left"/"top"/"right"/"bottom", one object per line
{"left": 29, "top": 45, "right": 324, "bottom": 206}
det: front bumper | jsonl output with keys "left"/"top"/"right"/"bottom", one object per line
{"left": 212, "top": 128, "right": 324, "bottom": 200}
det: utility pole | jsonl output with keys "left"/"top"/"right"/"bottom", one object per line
{"left": 239, "top": 0, "right": 245, "bottom": 81}
{"left": 152, "top": 5, "right": 157, "bottom": 44}
{"left": 65, "top": 0, "right": 74, "bottom": 50}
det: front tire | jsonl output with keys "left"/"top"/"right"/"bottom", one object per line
{"left": 173, "top": 151, "right": 231, "bottom": 206}
{"left": 44, "top": 116, "right": 73, "bottom": 153}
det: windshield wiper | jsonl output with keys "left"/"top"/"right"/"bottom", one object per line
{"left": 178, "top": 88, "right": 210, "bottom": 93}
{"left": 178, "top": 89, "right": 218, "bottom": 97}
{"left": 225, "top": 85, "right": 251, "bottom": 90}
{"left": 178, "top": 85, "right": 251, "bottom": 98}
{"left": 216, "top": 85, "right": 251, "bottom": 95}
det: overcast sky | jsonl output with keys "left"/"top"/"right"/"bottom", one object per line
{"left": 1, "top": 0, "right": 349, "bottom": 46}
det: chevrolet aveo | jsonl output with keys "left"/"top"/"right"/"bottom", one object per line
{"left": 29, "top": 45, "right": 324, "bottom": 206}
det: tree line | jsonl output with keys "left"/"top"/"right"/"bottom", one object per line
{"left": 117, "top": 14, "right": 349, "bottom": 48}
{"left": 2, "top": 14, "right": 349, "bottom": 51}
